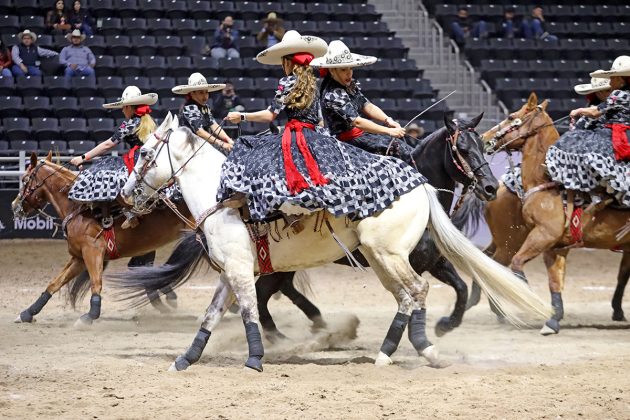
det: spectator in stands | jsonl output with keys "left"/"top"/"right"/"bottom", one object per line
{"left": 406, "top": 123, "right": 424, "bottom": 139}
{"left": 312, "top": 40, "right": 414, "bottom": 166}
{"left": 256, "top": 12, "right": 285, "bottom": 48}
{"left": 60, "top": 29, "right": 96, "bottom": 80}
{"left": 68, "top": 0, "right": 94, "bottom": 36}
{"left": 0, "top": 40, "right": 13, "bottom": 77}
{"left": 211, "top": 16, "right": 240, "bottom": 59}
{"left": 172, "top": 73, "right": 234, "bottom": 153}
{"left": 498, "top": 7, "right": 526, "bottom": 39}
{"left": 46, "top": 0, "right": 72, "bottom": 35}
{"left": 212, "top": 80, "right": 245, "bottom": 120}
{"left": 523, "top": 6, "right": 558, "bottom": 42}
{"left": 11, "top": 30, "right": 59, "bottom": 77}
{"left": 451, "top": 7, "right": 488, "bottom": 46}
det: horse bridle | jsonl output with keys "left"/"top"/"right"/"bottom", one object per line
{"left": 447, "top": 127, "right": 490, "bottom": 190}
{"left": 487, "top": 105, "right": 556, "bottom": 154}
{"left": 13, "top": 160, "right": 71, "bottom": 221}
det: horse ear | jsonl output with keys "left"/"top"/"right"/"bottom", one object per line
{"left": 171, "top": 114, "right": 179, "bottom": 130}
{"left": 526, "top": 92, "right": 538, "bottom": 109}
{"left": 30, "top": 152, "right": 37, "bottom": 168}
{"left": 444, "top": 116, "right": 457, "bottom": 135}
{"left": 157, "top": 112, "right": 172, "bottom": 135}
{"left": 46, "top": 150, "right": 52, "bottom": 161}
{"left": 471, "top": 112, "right": 484, "bottom": 128}
{"left": 539, "top": 99, "right": 550, "bottom": 111}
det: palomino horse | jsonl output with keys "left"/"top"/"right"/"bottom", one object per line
{"left": 483, "top": 92, "right": 630, "bottom": 334}
{"left": 150, "top": 114, "right": 497, "bottom": 342}
{"left": 11, "top": 152, "right": 190, "bottom": 325}
{"left": 118, "top": 113, "right": 550, "bottom": 372}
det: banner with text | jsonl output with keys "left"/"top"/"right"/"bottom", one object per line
{"left": 0, "top": 190, "right": 64, "bottom": 239}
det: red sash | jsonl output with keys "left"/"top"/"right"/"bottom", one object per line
{"left": 282, "top": 120, "right": 329, "bottom": 195}
{"left": 337, "top": 127, "right": 365, "bottom": 142}
{"left": 122, "top": 145, "right": 140, "bottom": 174}
{"left": 607, "top": 123, "right": 630, "bottom": 161}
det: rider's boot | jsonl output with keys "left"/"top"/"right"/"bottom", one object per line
{"left": 121, "top": 209, "right": 139, "bottom": 229}
{"left": 282, "top": 214, "right": 304, "bottom": 234}
{"left": 100, "top": 203, "right": 113, "bottom": 229}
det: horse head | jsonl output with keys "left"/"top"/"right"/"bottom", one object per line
{"left": 483, "top": 92, "right": 552, "bottom": 154}
{"left": 12, "top": 151, "right": 54, "bottom": 218}
{"left": 121, "top": 112, "right": 179, "bottom": 208}
{"left": 443, "top": 113, "right": 498, "bottom": 201}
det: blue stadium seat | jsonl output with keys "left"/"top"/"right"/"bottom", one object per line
{"left": 79, "top": 97, "right": 107, "bottom": 119}
{"left": 3, "top": 118, "right": 31, "bottom": 141}
{"left": 0, "top": 96, "right": 23, "bottom": 118}
{"left": 72, "top": 76, "right": 98, "bottom": 97}
{"left": 15, "top": 0, "right": 38, "bottom": 16}
{"left": 139, "top": 0, "right": 165, "bottom": 19}
{"left": 237, "top": 1, "right": 261, "bottom": 21}
{"left": 0, "top": 75, "right": 14, "bottom": 96}
{"left": 192, "top": 56, "right": 220, "bottom": 75}
{"left": 114, "top": 55, "right": 141, "bottom": 77}
{"left": 134, "top": 35, "right": 158, "bottom": 56}
{"left": 16, "top": 76, "right": 43, "bottom": 96}
{"left": 32, "top": 117, "right": 60, "bottom": 140}
{"left": 255, "top": 77, "right": 277, "bottom": 97}
{"left": 94, "top": 55, "right": 116, "bottom": 76}
{"left": 88, "top": 118, "right": 116, "bottom": 141}
{"left": 10, "top": 140, "right": 39, "bottom": 151}
{"left": 115, "top": 0, "right": 140, "bottom": 18}
{"left": 24, "top": 96, "right": 51, "bottom": 118}
{"left": 90, "top": 0, "right": 114, "bottom": 18}
{"left": 213, "top": 1, "right": 236, "bottom": 21}
{"left": 172, "top": 19, "right": 197, "bottom": 37}
{"left": 157, "top": 35, "right": 184, "bottom": 56}
{"left": 97, "top": 76, "right": 124, "bottom": 97}
{"left": 241, "top": 97, "right": 266, "bottom": 112}
{"left": 182, "top": 35, "right": 207, "bottom": 56}
{"left": 85, "top": 35, "right": 108, "bottom": 55}
{"left": 148, "top": 17, "right": 172, "bottom": 36}
{"left": 68, "top": 140, "right": 96, "bottom": 152}
{"left": 281, "top": 3, "right": 307, "bottom": 22}
{"left": 396, "top": 98, "right": 423, "bottom": 120}
{"left": 187, "top": 0, "right": 213, "bottom": 20}
{"left": 44, "top": 76, "right": 71, "bottom": 97}
{"left": 381, "top": 78, "right": 408, "bottom": 99}
{"left": 166, "top": 55, "right": 192, "bottom": 78}
{"left": 107, "top": 35, "right": 134, "bottom": 55}
{"left": 123, "top": 76, "right": 150, "bottom": 92}
{"left": 218, "top": 57, "right": 245, "bottom": 77}
{"left": 52, "top": 96, "right": 81, "bottom": 118}
{"left": 40, "top": 140, "right": 68, "bottom": 153}
{"left": 123, "top": 17, "right": 148, "bottom": 37}
{"left": 140, "top": 56, "right": 166, "bottom": 77}
{"left": 19, "top": 16, "right": 46, "bottom": 34}
{"left": 61, "top": 118, "right": 89, "bottom": 141}
{"left": 159, "top": 97, "right": 185, "bottom": 114}
{"left": 100, "top": 17, "right": 124, "bottom": 36}
{"left": 151, "top": 76, "right": 176, "bottom": 97}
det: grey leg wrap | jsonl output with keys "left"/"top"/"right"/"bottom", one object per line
{"left": 244, "top": 322, "right": 264, "bottom": 372}
{"left": 380, "top": 312, "right": 410, "bottom": 357}
{"left": 20, "top": 291, "right": 52, "bottom": 322}
{"left": 88, "top": 294, "right": 101, "bottom": 319}
{"left": 551, "top": 292, "right": 564, "bottom": 321}
{"left": 408, "top": 309, "right": 432, "bottom": 353}
{"left": 173, "top": 328, "right": 211, "bottom": 371}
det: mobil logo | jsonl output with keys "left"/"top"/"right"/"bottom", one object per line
{"left": 14, "top": 216, "right": 54, "bottom": 231}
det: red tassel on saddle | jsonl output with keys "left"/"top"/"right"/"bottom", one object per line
{"left": 607, "top": 123, "right": 630, "bottom": 161}
{"left": 281, "top": 120, "right": 329, "bottom": 195}
{"left": 103, "top": 228, "right": 120, "bottom": 259}
{"left": 122, "top": 145, "right": 140, "bottom": 174}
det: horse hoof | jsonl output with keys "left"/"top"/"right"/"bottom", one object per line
{"left": 311, "top": 316, "right": 328, "bottom": 332}
{"left": 149, "top": 299, "right": 171, "bottom": 314}
{"left": 434, "top": 317, "right": 454, "bottom": 337}
{"left": 74, "top": 314, "right": 94, "bottom": 328}
{"left": 540, "top": 319, "right": 560, "bottom": 336}
{"left": 421, "top": 345, "right": 450, "bottom": 368}
{"left": 265, "top": 330, "right": 288, "bottom": 344}
{"left": 15, "top": 311, "right": 34, "bottom": 323}
{"left": 374, "top": 351, "right": 393, "bottom": 366}
{"left": 165, "top": 292, "right": 178, "bottom": 309}
{"left": 244, "top": 357, "right": 263, "bottom": 372}
{"left": 612, "top": 311, "right": 626, "bottom": 322}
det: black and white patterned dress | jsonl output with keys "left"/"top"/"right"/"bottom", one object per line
{"left": 320, "top": 76, "right": 415, "bottom": 166}
{"left": 69, "top": 117, "right": 144, "bottom": 203}
{"left": 179, "top": 99, "right": 229, "bottom": 155}
{"left": 545, "top": 89, "right": 630, "bottom": 205}
{"left": 218, "top": 75, "right": 426, "bottom": 222}
{"left": 501, "top": 165, "right": 522, "bottom": 196}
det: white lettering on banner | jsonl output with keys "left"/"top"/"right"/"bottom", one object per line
{"left": 14, "top": 217, "right": 54, "bottom": 230}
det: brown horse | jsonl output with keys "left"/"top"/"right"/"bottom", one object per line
{"left": 481, "top": 92, "right": 630, "bottom": 334}
{"left": 11, "top": 152, "right": 192, "bottom": 326}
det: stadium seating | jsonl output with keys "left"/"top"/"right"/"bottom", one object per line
{"left": 0, "top": 0, "right": 445, "bottom": 153}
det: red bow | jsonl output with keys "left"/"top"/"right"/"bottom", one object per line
{"left": 135, "top": 105, "right": 152, "bottom": 117}
{"left": 291, "top": 53, "right": 314, "bottom": 66}
{"left": 282, "top": 120, "right": 329, "bottom": 195}
{"left": 319, "top": 68, "right": 329, "bottom": 78}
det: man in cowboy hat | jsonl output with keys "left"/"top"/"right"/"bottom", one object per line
{"left": 59, "top": 29, "right": 96, "bottom": 80}
{"left": 11, "top": 29, "right": 58, "bottom": 77}
{"left": 256, "top": 12, "right": 285, "bottom": 48}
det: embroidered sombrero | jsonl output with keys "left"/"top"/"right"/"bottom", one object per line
{"left": 310, "top": 40, "right": 377, "bottom": 68}
{"left": 103, "top": 86, "right": 158, "bottom": 109}
{"left": 590, "top": 55, "right": 630, "bottom": 78}
{"left": 172, "top": 73, "right": 226, "bottom": 94}
{"left": 256, "top": 30, "right": 327, "bottom": 65}
{"left": 574, "top": 74, "right": 611, "bottom": 95}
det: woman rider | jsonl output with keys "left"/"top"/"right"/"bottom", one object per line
{"left": 220, "top": 30, "right": 426, "bottom": 225}
{"left": 69, "top": 86, "right": 157, "bottom": 228}
{"left": 172, "top": 72, "right": 234, "bottom": 153}
{"left": 546, "top": 55, "right": 630, "bottom": 207}
{"left": 311, "top": 40, "right": 415, "bottom": 166}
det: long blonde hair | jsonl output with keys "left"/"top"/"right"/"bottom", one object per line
{"left": 285, "top": 61, "right": 316, "bottom": 110}
{"left": 134, "top": 113, "right": 157, "bottom": 143}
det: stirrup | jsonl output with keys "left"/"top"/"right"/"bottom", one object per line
{"left": 223, "top": 192, "right": 247, "bottom": 209}
{"left": 101, "top": 216, "right": 113, "bottom": 229}
{"left": 121, "top": 211, "right": 139, "bottom": 229}
{"left": 282, "top": 214, "right": 304, "bottom": 234}
{"left": 584, "top": 198, "right": 613, "bottom": 215}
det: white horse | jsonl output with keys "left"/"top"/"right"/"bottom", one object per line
{"left": 121, "top": 113, "right": 551, "bottom": 372}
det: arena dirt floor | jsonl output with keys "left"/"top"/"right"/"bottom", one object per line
{"left": 0, "top": 239, "right": 628, "bottom": 419}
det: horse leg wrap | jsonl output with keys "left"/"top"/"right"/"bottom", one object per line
{"left": 244, "top": 322, "right": 264, "bottom": 372}
{"left": 88, "top": 294, "right": 101, "bottom": 319}
{"left": 408, "top": 309, "right": 432, "bottom": 353}
{"left": 551, "top": 292, "right": 564, "bottom": 321}
{"left": 380, "top": 312, "right": 410, "bottom": 357}
{"left": 173, "top": 328, "right": 211, "bottom": 371}
{"left": 20, "top": 291, "right": 52, "bottom": 322}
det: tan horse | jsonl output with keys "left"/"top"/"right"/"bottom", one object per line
{"left": 483, "top": 92, "right": 630, "bottom": 334}
{"left": 11, "top": 152, "right": 191, "bottom": 326}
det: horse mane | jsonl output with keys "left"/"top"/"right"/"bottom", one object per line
{"left": 42, "top": 159, "right": 77, "bottom": 182}
{"left": 411, "top": 127, "right": 446, "bottom": 159}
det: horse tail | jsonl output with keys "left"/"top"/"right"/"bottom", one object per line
{"left": 66, "top": 262, "right": 110, "bottom": 309}
{"left": 451, "top": 194, "right": 486, "bottom": 237}
{"left": 423, "top": 184, "right": 551, "bottom": 325}
{"left": 293, "top": 270, "right": 316, "bottom": 301}
{"left": 109, "top": 232, "right": 208, "bottom": 307}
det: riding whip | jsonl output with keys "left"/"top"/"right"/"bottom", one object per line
{"left": 404, "top": 90, "right": 457, "bottom": 128}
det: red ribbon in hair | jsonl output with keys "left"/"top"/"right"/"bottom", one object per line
{"left": 607, "top": 123, "right": 630, "bottom": 161}
{"left": 135, "top": 105, "right": 152, "bottom": 117}
{"left": 319, "top": 68, "right": 329, "bottom": 78}
{"left": 291, "top": 52, "right": 314, "bottom": 66}
{"left": 281, "top": 120, "right": 329, "bottom": 195}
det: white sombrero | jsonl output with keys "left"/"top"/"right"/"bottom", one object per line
{"left": 103, "top": 86, "right": 158, "bottom": 109}
{"left": 310, "top": 40, "right": 377, "bottom": 69}
{"left": 65, "top": 29, "right": 86, "bottom": 42}
{"left": 590, "top": 55, "right": 630, "bottom": 78}
{"left": 172, "top": 73, "right": 226, "bottom": 94}
{"left": 256, "top": 30, "right": 327, "bottom": 65}
{"left": 17, "top": 29, "right": 37, "bottom": 42}
{"left": 574, "top": 74, "right": 611, "bottom": 95}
